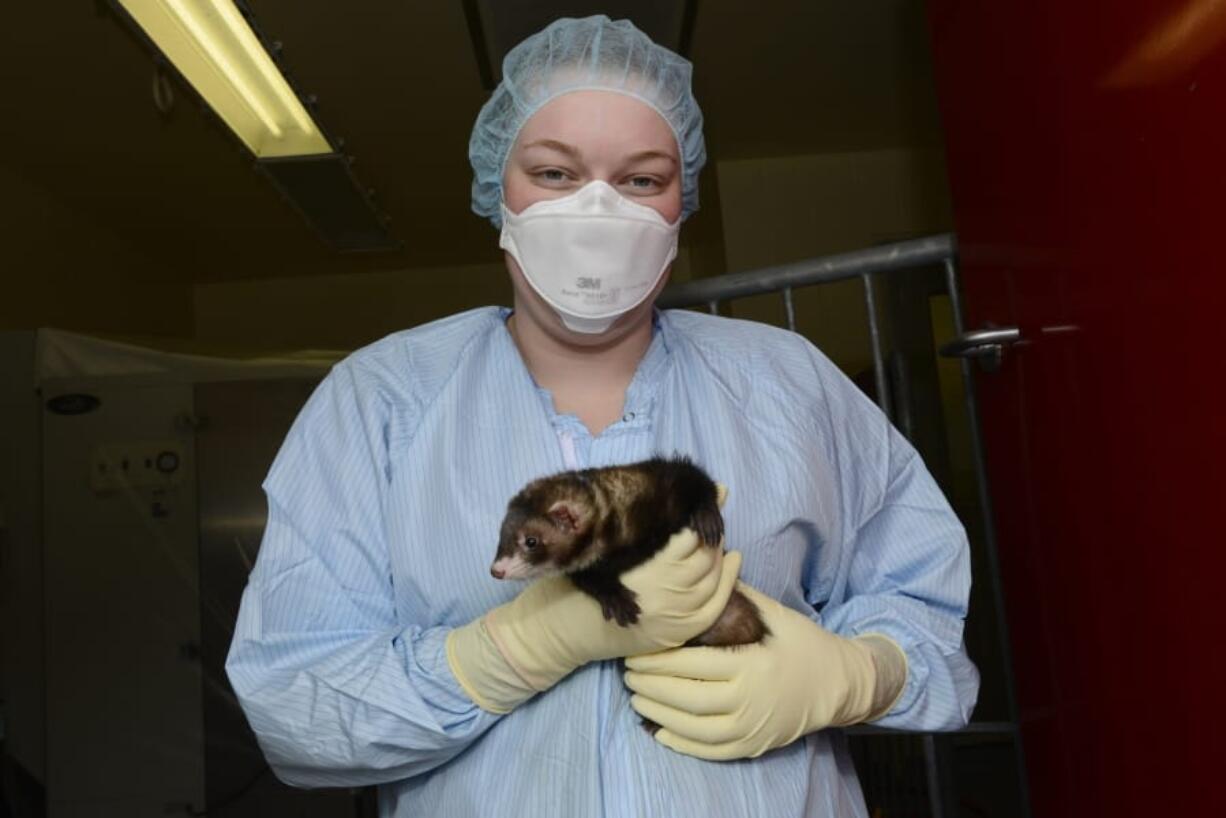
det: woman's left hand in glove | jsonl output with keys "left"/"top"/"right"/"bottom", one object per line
{"left": 624, "top": 582, "right": 909, "bottom": 760}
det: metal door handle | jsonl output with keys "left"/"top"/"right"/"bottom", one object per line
{"left": 939, "top": 327, "right": 1020, "bottom": 357}
{"left": 939, "top": 326, "right": 1021, "bottom": 371}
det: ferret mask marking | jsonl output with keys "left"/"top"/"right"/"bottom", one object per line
{"left": 490, "top": 552, "right": 549, "bottom": 580}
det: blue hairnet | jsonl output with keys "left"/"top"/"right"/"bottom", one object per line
{"left": 469, "top": 14, "right": 706, "bottom": 228}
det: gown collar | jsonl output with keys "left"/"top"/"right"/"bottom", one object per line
{"left": 496, "top": 307, "right": 672, "bottom": 429}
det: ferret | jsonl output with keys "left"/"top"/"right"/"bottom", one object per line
{"left": 491, "top": 455, "right": 769, "bottom": 651}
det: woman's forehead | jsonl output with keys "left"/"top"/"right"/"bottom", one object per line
{"left": 514, "top": 90, "right": 678, "bottom": 161}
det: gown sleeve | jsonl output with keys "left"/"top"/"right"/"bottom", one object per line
{"left": 804, "top": 346, "right": 980, "bottom": 732}
{"left": 225, "top": 358, "right": 501, "bottom": 788}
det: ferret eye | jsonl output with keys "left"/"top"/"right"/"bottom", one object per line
{"left": 524, "top": 536, "right": 539, "bottom": 550}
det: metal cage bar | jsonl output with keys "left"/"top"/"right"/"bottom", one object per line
{"left": 781, "top": 287, "right": 797, "bottom": 332}
{"left": 861, "top": 273, "right": 892, "bottom": 418}
{"left": 942, "top": 257, "right": 1034, "bottom": 818}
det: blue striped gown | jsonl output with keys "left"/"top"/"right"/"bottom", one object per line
{"left": 225, "top": 306, "right": 979, "bottom": 817}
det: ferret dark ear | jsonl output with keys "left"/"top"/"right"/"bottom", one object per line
{"left": 547, "top": 501, "right": 581, "bottom": 532}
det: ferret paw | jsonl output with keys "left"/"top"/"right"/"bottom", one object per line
{"left": 690, "top": 503, "right": 725, "bottom": 547}
{"left": 601, "top": 591, "right": 642, "bottom": 627}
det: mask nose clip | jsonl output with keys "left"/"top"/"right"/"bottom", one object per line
{"left": 582, "top": 179, "right": 621, "bottom": 208}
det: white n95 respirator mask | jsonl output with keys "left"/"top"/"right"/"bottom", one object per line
{"left": 499, "top": 180, "right": 681, "bottom": 334}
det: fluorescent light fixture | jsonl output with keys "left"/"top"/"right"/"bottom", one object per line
{"left": 118, "top": 0, "right": 330, "bottom": 157}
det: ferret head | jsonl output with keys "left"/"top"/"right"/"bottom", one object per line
{"left": 492, "top": 476, "right": 599, "bottom": 580}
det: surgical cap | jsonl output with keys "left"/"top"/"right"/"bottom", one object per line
{"left": 468, "top": 14, "right": 707, "bottom": 228}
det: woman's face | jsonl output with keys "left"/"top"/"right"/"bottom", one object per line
{"left": 501, "top": 89, "right": 683, "bottom": 346}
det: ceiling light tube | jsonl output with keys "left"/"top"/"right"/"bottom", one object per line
{"left": 117, "top": 0, "right": 331, "bottom": 157}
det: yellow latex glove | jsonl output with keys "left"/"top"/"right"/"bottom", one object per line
{"left": 624, "top": 582, "right": 908, "bottom": 760}
{"left": 447, "top": 525, "right": 742, "bottom": 714}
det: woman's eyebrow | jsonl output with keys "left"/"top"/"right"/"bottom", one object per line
{"left": 520, "top": 139, "right": 582, "bottom": 159}
{"left": 519, "top": 140, "right": 676, "bottom": 167}
{"left": 624, "top": 150, "right": 678, "bottom": 166}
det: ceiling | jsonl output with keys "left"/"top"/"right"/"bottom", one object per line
{"left": 0, "top": 1, "right": 945, "bottom": 284}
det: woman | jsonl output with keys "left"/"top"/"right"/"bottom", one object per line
{"left": 226, "top": 15, "right": 977, "bottom": 817}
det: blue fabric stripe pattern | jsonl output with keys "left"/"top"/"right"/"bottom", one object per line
{"left": 226, "top": 306, "right": 978, "bottom": 817}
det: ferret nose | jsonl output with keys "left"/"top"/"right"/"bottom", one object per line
{"left": 490, "top": 565, "right": 505, "bottom": 579}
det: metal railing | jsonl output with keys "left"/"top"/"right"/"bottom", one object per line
{"left": 659, "top": 233, "right": 1031, "bottom": 818}
{"left": 659, "top": 234, "right": 953, "bottom": 418}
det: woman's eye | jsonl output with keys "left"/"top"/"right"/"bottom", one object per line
{"left": 524, "top": 536, "right": 539, "bottom": 550}
{"left": 622, "top": 176, "right": 662, "bottom": 193}
{"left": 537, "top": 169, "right": 568, "bottom": 183}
